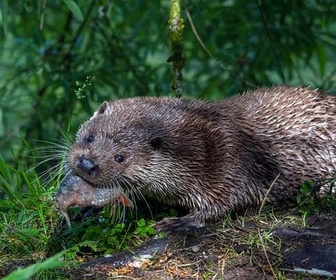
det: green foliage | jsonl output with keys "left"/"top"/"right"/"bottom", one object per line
{"left": 0, "top": 156, "right": 158, "bottom": 277}
{"left": 296, "top": 180, "right": 316, "bottom": 207}
{"left": 74, "top": 75, "right": 96, "bottom": 99}
{"left": 49, "top": 210, "right": 157, "bottom": 256}
{"left": 2, "top": 252, "right": 65, "bottom": 280}
{"left": 0, "top": 160, "right": 53, "bottom": 253}
{"left": 296, "top": 179, "right": 336, "bottom": 216}
{"left": 134, "top": 218, "right": 157, "bottom": 238}
{"left": 0, "top": 0, "right": 8, "bottom": 36}
{"left": 63, "top": 0, "right": 83, "bottom": 22}
{"left": 0, "top": 157, "right": 66, "bottom": 278}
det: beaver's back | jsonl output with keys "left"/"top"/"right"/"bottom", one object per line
{"left": 224, "top": 86, "right": 336, "bottom": 192}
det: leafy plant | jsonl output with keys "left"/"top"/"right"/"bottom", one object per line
{"left": 2, "top": 252, "right": 66, "bottom": 280}
{"left": 134, "top": 218, "right": 156, "bottom": 239}
{"left": 296, "top": 179, "right": 336, "bottom": 217}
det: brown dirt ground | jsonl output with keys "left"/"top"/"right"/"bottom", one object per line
{"left": 1, "top": 207, "right": 335, "bottom": 279}
{"left": 60, "top": 210, "right": 336, "bottom": 280}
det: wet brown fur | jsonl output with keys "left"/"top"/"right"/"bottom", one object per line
{"left": 66, "top": 86, "right": 336, "bottom": 228}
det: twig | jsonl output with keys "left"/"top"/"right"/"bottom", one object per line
{"left": 185, "top": 8, "right": 256, "bottom": 88}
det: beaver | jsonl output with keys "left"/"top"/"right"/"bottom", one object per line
{"left": 63, "top": 86, "right": 336, "bottom": 232}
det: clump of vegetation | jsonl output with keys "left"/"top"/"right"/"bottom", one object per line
{"left": 296, "top": 179, "right": 336, "bottom": 217}
{"left": 0, "top": 157, "right": 158, "bottom": 278}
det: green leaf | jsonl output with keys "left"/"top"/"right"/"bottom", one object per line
{"left": 0, "top": 0, "right": 8, "bottom": 36}
{"left": 316, "top": 44, "right": 326, "bottom": 77}
{"left": 0, "top": 106, "right": 4, "bottom": 136}
{"left": 300, "top": 180, "right": 314, "bottom": 194}
{"left": 2, "top": 252, "right": 66, "bottom": 280}
{"left": 63, "top": 0, "right": 83, "bottom": 22}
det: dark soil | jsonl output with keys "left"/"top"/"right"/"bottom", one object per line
{"left": 60, "top": 210, "right": 336, "bottom": 279}
{"left": 2, "top": 203, "right": 336, "bottom": 280}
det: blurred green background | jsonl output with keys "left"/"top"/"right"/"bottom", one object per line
{"left": 1, "top": 0, "right": 336, "bottom": 169}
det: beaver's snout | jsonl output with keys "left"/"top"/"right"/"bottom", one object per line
{"left": 77, "top": 156, "right": 99, "bottom": 176}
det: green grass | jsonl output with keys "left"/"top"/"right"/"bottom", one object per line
{"left": 2, "top": 252, "right": 66, "bottom": 280}
{"left": 0, "top": 157, "right": 157, "bottom": 279}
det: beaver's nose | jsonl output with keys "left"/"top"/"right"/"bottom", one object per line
{"left": 77, "top": 156, "right": 99, "bottom": 176}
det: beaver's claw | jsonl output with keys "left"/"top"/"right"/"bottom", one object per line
{"left": 154, "top": 217, "right": 204, "bottom": 234}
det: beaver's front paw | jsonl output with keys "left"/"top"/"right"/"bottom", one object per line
{"left": 154, "top": 217, "right": 204, "bottom": 234}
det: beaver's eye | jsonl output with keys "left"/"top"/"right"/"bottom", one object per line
{"left": 85, "top": 134, "right": 95, "bottom": 143}
{"left": 115, "top": 155, "right": 125, "bottom": 163}
{"left": 150, "top": 137, "right": 163, "bottom": 150}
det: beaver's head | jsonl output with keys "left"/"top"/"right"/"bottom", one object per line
{"left": 65, "top": 97, "right": 231, "bottom": 207}
{"left": 66, "top": 100, "right": 171, "bottom": 189}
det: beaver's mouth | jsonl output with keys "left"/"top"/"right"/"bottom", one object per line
{"left": 54, "top": 174, "right": 133, "bottom": 227}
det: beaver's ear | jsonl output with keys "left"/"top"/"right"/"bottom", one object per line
{"left": 150, "top": 137, "right": 163, "bottom": 150}
{"left": 97, "top": 101, "right": 109, "bottom": 115}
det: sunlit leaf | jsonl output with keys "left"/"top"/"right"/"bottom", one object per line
{"left": 63, "top": 0, "right": 83, "bottom": 22}
{"left": 2, "top": 252, "right": 65, "bottom": 280}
